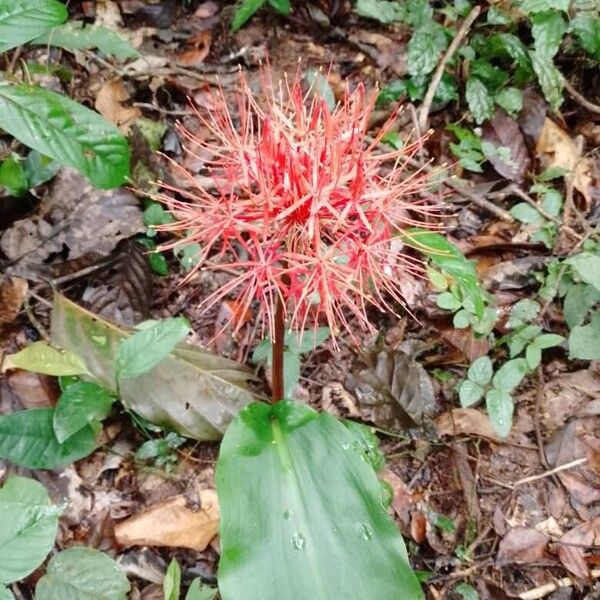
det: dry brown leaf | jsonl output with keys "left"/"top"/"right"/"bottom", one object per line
{"left": 535, "top": 118, "right": 594, "bottom": 206}
{"left": 114, "top": 489, "right": 219, "bottom": 551}
{"left": 177, "top": 31, "right": 212, "bottom": 68}
{"left": 410, "top": 511, "right": 427, "bottom": 544}
{"left": 0, "top": 276, "right": 28, "bottom": 324}
{"left": 6, "top": 370, "right": 58, "bottom": 409}
{"left": 380, "top": 468, "right": 412, "bottom": 533}
{"left": 497, "top": 527, "right": 550, "bottom": 565}
{"left": 95, "top": 80, "right": 141, "bottom": 132}
{"left": 435, "top": 408, "right": 499, "bottom": 440}
{"left": 557, "top": 517, "right": 600, "bottom": 580}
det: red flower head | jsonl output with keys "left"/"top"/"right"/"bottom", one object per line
{"left": 156, "top": 69, "right": 441, "bottom": 342}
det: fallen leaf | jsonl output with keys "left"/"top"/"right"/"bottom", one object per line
{"left": 410, "top": 511, "right": 427, "bottom": 544}
{"left": 115, "top": 489, "right": 219, "bottom": 551}
{"left": 5, "top": 370, "right": 59, "bottom": 409}
{"left": 0, "top": 276, "right": 28, "bottom": 323}
{"left": 439, "top": 327, "right": 490, "bottom": 362}
{"left": 482, "top": 109, "right": 530, "bottom": 182}
{"left": 518, "top": 87, "right": 546, "bottom": 148}
{"left": 435, "top": 408, "right": 499, "bottom": 440}
{"left": 497, "top": 527, "right": 550, "bottom": 565}
{"left": 95, "top": 80, "right": 141, "bottom": 132}
{"left": 557, "top": 517, "right": 600, "bottom": 580}
{"left": 535, "top": 118, "right": 594, "bottom": 206}
{"left": 177, "top": 31, "right": 212, "bottom": 68}
{"left": 380, "top": 468, "right": 412, "bottom": 532}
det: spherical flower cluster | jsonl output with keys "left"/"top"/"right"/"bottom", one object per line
{"left": 157, "top": 70, "right": 440, "bottom": 341}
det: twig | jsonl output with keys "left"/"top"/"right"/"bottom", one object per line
{"left": 418, "top": 5, "right": 481, "bottom": 132}
{"left": 133, "top": 102, "right": 195, "bottom": 117}
{"left": 534, "top": 366, "right": 549, "bottom": 468}
{"left": 24, "top": 294, "right": 50, "bottom": 342}
{"left": 564, "top": 79, "right": 600, "bottom": 115}
{"left": 519, "top": 568, "right": 600, "bottom": 600}
{"left": 513, "top": 457, "right": 588, "bottom": 486}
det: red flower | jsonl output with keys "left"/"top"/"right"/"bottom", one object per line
{"left": 156, "top": 70, "right": 440, "bottom": 342}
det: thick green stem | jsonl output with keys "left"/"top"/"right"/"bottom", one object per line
{"left": 271, "top": 295, "right": 285, "bottom": 403}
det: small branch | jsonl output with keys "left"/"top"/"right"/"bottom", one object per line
{"left": 564, "top": 79, "right": 600, "bottom": 115}
{"left": 513, "top": 457, "right": 588, "bottom": 487}
{"left": 418, "top": 5, "right": 481, "bottom": 132}
{"left": 519, "top": 568, "right": 600, "bottom": 600}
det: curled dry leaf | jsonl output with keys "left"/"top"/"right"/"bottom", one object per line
{"left": 177, "top": 31, "right": 212, "bottom": 68}
{"left": 5, "top": 370, "right": 58, "bottom": 409}
{"left": 496, "top": 527, "right": 550, "bottom": 566}
{"left": 435, "top": 408, "right": 499, "bottom": 440}
{"left": 95, "top": 80, "right": 142, "bottom": 133}
{"left": 115, "top": 489, "right": 219, "bottom": 551}
{"left": 557, "top": 517, "right": 600, "bottom": 580}
{"left": 481, "top": 109, "right": 530, "bottom": 182}
{"left": 0, "top": 276, "right": 28, "bottom": 324}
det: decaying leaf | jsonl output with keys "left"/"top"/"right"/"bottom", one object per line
{"left": 5, "top": 370, "right": 58, "bottom": 409}
{"left": 557, "top": 517, "right": 600, "bottom": 580}
{"left": 535, "top": 118, "right": 595, "bottom": 206}
{"left": 496, "top": 527, "right": 550, "bottom": 565}
{"left": 482, "top": 109, "right": 530, "bottom": 182}
{"left": 0, "top": 276, "right": 28, "bottom": 324}
{"left": 345, "top": 344, "right": 436, "bottom": 429}
{"left": 115, "top": 489, "right": 219, "bottom": 551}
{"left": 50, "top": 293, "right": 256, "bottom": 440}
{"left": 1, "top": 169, "right": 143, "bottom": 280}
{"left": 95, "top": 80, "right": 142, "bottom": 132}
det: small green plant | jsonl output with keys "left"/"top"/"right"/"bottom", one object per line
{"left": 136, "top": 431, "right": 186, "bottom": 470}
{"left": 231, "top": 0, "right": 291, "bottom": 31}
{"left": 164, "top": 559, "right": 218, "bottom": 600}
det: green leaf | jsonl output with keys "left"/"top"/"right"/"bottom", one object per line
{"left": 459, "top": 379, "right": 484, "bottom": 407}
{"left": 486, "top": 389, "right": 513, "bottom": 437}
{"left": 377, "top": 80, "right": 407, "bottom": 106}
{"left": 304, "top": 69, "right": 336, "bottom": 112}
{"left": 353, "top": 0, "right": 405, "bottom": 23}
{"left": 164, "top": 559, "right": 181, "bottom": 600}
{"left": 216, "top": 401, "right": 424, "bottom": 600}
{"left": 408, "top": 26, "right": 448, "bottom": 78}
{"left": 510, "top": 202, "right": 545, "bottom": 226}
{"left": 495, "top": 34, "right": 533, "bottom": 69}
{"left": 0, "top": 408, "right": 96, "bottom": 469}
{"left": 486, "top": 7, "right": 511, "bottom": 25}
{"left": 467, "top": 356, "right": 493, "bottom": 386}
{"left": 231, "top": 0, "right": 267, "bottom": 30}
{"left": 268, "top": 0, "right": 291, "bottom": 14}
{"left": 0, "top": 0, "right": 67, "bottom": 53}
{"left": 136, "top": 118, "right": 167, "bottom": 152}
{"left": 529, "top": 51, "right": 564, "bottom": 110}
{"left": 533, "top": 333, "right": 564, "bottom": 348}
{"left": 568, "top": 312, "right": 600, "bottom": 360}
{"left": 471, "top": 59, "right": 509, "bottom": 90}
{"left": 436, "top": 291, "right": 462, "bottom": 311}
{"left": 23, "top": 150, "right": 60, "bottom": 188}
{"left": 506, "top": 299, "right": 540, "bottom": 329}
{"left": 454, "top": 582, "right": 480, "bottom": 600}
{"left": 0, "top": 83, "right": 130, "bottom": 189}
{"left": 571, "top": 14, "right": 600, "bottom": 61}
{"left": 0, "top": 586, "right": 14, "bottom": 600}
{"left": 565, "top": 253, "right": 600, "bottom": 291}
{"left": 175, "top": 242, "right": 202, "bottom": 272}
{"left": 0, "top": 476, "right": 60, "bottom": 585}
{"left": 525, "top": 343, "right": 542, "bottom": 369}
{"left": 144, "top": 202, "right": 175, "bottom": 228}
{"left": 563, "top": 283, "right": 600, "bottom": 329}
{"left": 495, "top": 87, "right": 523, "bottom": 116}
{"left": 33, "top": 21, "right": 139, "bottom": 59}
{"left": 454, "top": 309, "right": 472, "bottom": 329}
{"left": 288, "top": 327, "right": 331, "bottom": 354}
{"left": 466, "top": 78, "right": 493, "bottom": 124}
{"left": 344, "top": 421, "right": 386, "bottom": 472}
{"left": 35, "top": 547, "right": 130, "bottom": 600}
{"left": 282, "top": 351, "right": 301, "bottom": 399}
{"left": 3, "top": 341, "right": 89, "bottom": 376}
{"left": 115, "top": 317, "right": 191, "bottom": 380}
{"left": 53, "top": 381, "right": 115, "bottom": 443}
{"left": 186, "top": 580, "right": 218, "bottom": 600}
{"left": 531, "top": 12, "right": 567, "bottom": 59}
{"left": 520, "top": 0, "right": 569, "bottom": 14}
{"left": 0, "top": 157, "right": 28, "bottom": 196}
{"left": 492, "top": 358, "right": 528, "bottom": 392}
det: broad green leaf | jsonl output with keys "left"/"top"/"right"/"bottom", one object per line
{"left": 0, "top": 157, "right": 28, "bottom": 196}
{"left": 33, "top": 21, "right": 139, "bottom": 59}
{"left": 51, "top": 293, "right": 255, "bottom": 440}
{"left": 520, "top": 0, "right": 569, "bottom": 13}
{"left": 495, "top": 87, "right": 523, "bottom": 116}
{"left": 565, "top": 253, "right": 600, "bottom": 291}
{"left": 487, "top": 7, "right": 511, "bottom": 25}
{"left": 525, "top": 343, "right": 542, "bottom": 370}
{"left": 533, "top": 333, "right": 564, "bottom": 348}
{"left": 459, "top": 379, "right": 484, "bottom": 407}
{"left": 571, "top": 14, "right": 600, "bottom": 60}
{"left": 186, "top": 580, "right": 217, "bottom": 600}
{"left": 0, "top": 83, "right": 130, "bottom": 189}
{"left": 23, "top": 150, "right": 60, "bottom": 188}
{"left": 0, "top": 409, "right": 96, "bottom": 469}
{"left": 0, "top": 0, "right": 67, "bottom": 53}
{"left": 136, "top": 118, "right": 168, "bottom": 152}
{"left": 467, "top": 356, "right": 493, "bottom": 386}
{"left": 492, "top": 358, "right": 528, "bottom": 392}
{"left": 506, "top": 299, "right": 540, "bottom": 329}
{"left": 344, "top": 421, "right": 385, "bottom": 472}
{"left": 453, "top": 309, "right": 472, "bottom": 329}
{"left": 2, "top": 341, "right": 88, "bottom": 376}
{"left": 436, "top": 291, "right": 462, "bottom": 311}
{"left": 282, "top": 351, "right": 301, "bottom": 399}
{"left": 486, "top": 389, "right": 513, "bottom": 437}
{"left": 466, "top": 78, "right": 494, "bottom": 124}
{"left": 35, "top": 547, "right": 130, "bottom": 600}
{"left": 144, "top": 202, "right": 175, "bottom": 228}
{"left": 531, "top": 12, "right": 566, "bottom": 59}
{"left": 407, "top": 26, "right": 448, "bottom": 78}
{"left": 54, "top": 381, "right": 115, "bottom": 443}
{"left": 268, "top": 0, "right": 291, "bottom": 14}
{"left": 289, "top": 327, "right": 331, "bottom": 354}
{"left": 216, "top": 401, "right": 423, "bottom": 600}
{"left": 175, "top": 242, "right": 202, "bottom": 272}
{"left": 0, "top": 586, "right": 14, "bottom": 600}
{"left": 164, "top": 559, "right": 181, "bottom": 600}
{"left": 377, "top": 80, "right": 407, "bottom": 106}
{"left": 304, "top": 69, "right": 336, "bottom": 112}
{"left": 568, "top": 312, "right": 600, "bottom": 360}
{"left": 0, "top": 476, "right": 61, "bottom": 584}
{"left": 454, "top": 582, "right": 480, "bottom": 600}
{"left": 564, "top": 283, "right": 600, "bottom": 329}
{"left": 529, "top": 51, "right": 564, "bottom": 110}
{"left": 510, "top": 202, "right": 545, "bottom": 226}
{"left": 471, "top": 59, "right": 509, "bottom": 90}
{"left": 353, "top": 0, "right": 405, "bottom": 23}
{"left": 115, "top": 317, "right": 191, "bottom": 380}
{"left": 496, "top": 33, "right": 532, "bottom": 69}
{"left": 231, "top": 0, "right": 267, "bottom": 31}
